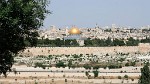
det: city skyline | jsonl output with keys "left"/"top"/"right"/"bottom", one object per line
{"left": 43, "top": 0, "right": 150, "bottom": 29}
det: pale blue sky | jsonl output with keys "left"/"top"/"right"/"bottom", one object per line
{"left": 43, "top": 0, "right": 150, "bottom": 29}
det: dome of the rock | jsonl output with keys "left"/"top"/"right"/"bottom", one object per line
{"left": 69, "top": 27, "right": 81, "bottom": 34}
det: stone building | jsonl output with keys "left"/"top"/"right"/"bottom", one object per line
{"left": 64, "top": 26, "right": 87, "bottom": 46}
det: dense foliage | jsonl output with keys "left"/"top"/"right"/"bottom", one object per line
{"left": 83, "top": 64, "right": 92, "bottom": 70}
{"left": 34, "top": 62, "right": 46, "bottom": 69}
{"left": 93, "top": 70, "right": 99, "bottom": 78}
{"left": 56, "top": 61, "right": 66, "bottom": 68}
{"left": 139, "top": 63, "right": 150, "bottom": 84}
{"left": 0, "top": 0, "right": 50, "bottom": 77}
{"left": 141, "top": 38, "right": 150, "bottom": 43}
{"left": 34, "top": 37, "right": 149, "bottom": 47}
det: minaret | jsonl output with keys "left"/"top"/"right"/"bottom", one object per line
{"left": 65, "top": 27, "right": 69, "bottom": 36}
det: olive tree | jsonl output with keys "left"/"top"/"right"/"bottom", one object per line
{"left": 0, "top": 0, "right": 50, "bottom": 77}
{"left": 139, "top": 62, "right": 150, "bottom": 84}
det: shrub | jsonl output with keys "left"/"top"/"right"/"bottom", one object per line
{"left": 56, "top": 61, "right": 66, "bottom": 68}
{"left": 124, "top": 75, "right": 128, "bottom": 79}
{"left": 93, "top": 66, "right": 100, "bottom": 70}
{"left": 93, "top": 70, "right": 99, "bottom": 78}
{"left": 83, "top": 64, "right": 91, "bottom": 70}
{"left": 85, "top": 71, "right": 89, "bottom": 77}
{"left": 118, "top": 76, "right": 122, "bottom": 79}
{"left": 65, "top": 79, "right": 67, "bottom": 82}
{"left": 120, "top": 71, "right": 123, "bottom": 73}
{"left": 125, "top": 62, "right": 130, "bottom": 66}
{"left": 52, "top": 79, "right": 54, "bottom": 82}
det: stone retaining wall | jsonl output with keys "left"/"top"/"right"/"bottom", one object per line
{"left": 20, "top": 43, "right": 150, "bottom": 56}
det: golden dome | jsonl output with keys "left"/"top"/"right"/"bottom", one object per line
{"left": 69, "top": 27, "right": 81, "bottom": 34}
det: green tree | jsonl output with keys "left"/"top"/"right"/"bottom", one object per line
{"left": 93, "top": 70, "right": 99, "bottom": 78}
{"left": 68, "top": 60, "right": 72, "bottom": 69}
{"left": 0, "top": 0, "right": 50, "bottom": 77}
{"left": 131, "top": 61, "right": 136, "bottom": 66}
{"left": 84, "top": 38, "right": 92, "bottom": 46}
{"left": 34, "top": 62, "right": 46, "bottom": 69}
{"left": 126, "top": 37, "right": 139, "bottom": 46}
{"left": 125, "top": 62, "right": 130, "bottom": 66}
{"left": 93, "top": 65, "right": 100, "bottom": 70}
{"left": 104, "top": 29, "right": 112, "bottom": 32}
{"left": 85, "top": 71, "right": 89, "bottom": 77}
{"left": 124, "top": 75, "right": 128, "bottom": 79}
{"left": 64, "top": 40, "right": 73, "bottom": 46}
{"left": 113, "top": 39, "right": 125, "bottom": 46}
{"left": 55, "top": 38, "right": 63, "bottom": 47}
{"left": 65, "top": 79, "right": 67, "bottom": 82}
{"left": 83, "top": 64, "right": 91, "bottom": 70}
{"left": 56, "top": 61, "right": 66, "bottom": 68}
{"left": 91, "top": 38, "right": 99, "bottom": 46}
{"left": 105, "top": 38, "right": 112, "bottom": 46}
{"left": 44, "top": 38, "right": 50, "bottom": 45}
{"left": 141, "top": 37, "right": 150, "bottom": 43}
{"left": 139, "top": 62, "right": 150, "bottom": 84}
{"left": 118, "top": 76, "right": 122, "bottom": 79}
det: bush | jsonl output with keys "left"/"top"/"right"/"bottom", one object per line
{"left": 139, "top": 62, "right": 150, "bottom": 84}
{"left": 93, "top": 70, "right": 99, "bottom": 78}
{"left": 118, "top": 76, "right": 122, "bottom": 79}
{"left": 85, "top": 71, "right": 89, "bottom": 77}
{"left": 119, "top": 65, "right": 122, "bottom": 68}
{"left": 125, "top": 62, "right": 130, "bottom": 66}
{"left": 65, "top": 79, "right": 67, "bottom": 82}
{"left": 83, "top": 64, "right": 91, "bottom": 70}
{"left": 41, "top": 66, "right": 46, "bottom": 69}
{"left": 56, "top": 61, "right": 66, "bottom": 68}
{"left": 93, "top": 66, "right": 100, "bottom": 70}
{"left": 120, "top": 71, "right": 123, "bottom": 73}
{"left": 34, "top": 62, "right": 46, "bottom": 69}
{"left": 131, "top": 62, "right": 136, "bottom": 66}
{"left": 103, "top": 66, "right": 107, "bottom": 69}
{"left": 124, "top": 75, "right": 128, "bottom": 79}
{"left": 108, "top": 65, "right": 121, "bottom": 69}
{"left": 52, "top": 79, "right": 54, "bottom": 82}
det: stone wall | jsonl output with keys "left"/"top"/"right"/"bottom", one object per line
{"left": 20, "top": 43, "right": 150, "bottom": 56}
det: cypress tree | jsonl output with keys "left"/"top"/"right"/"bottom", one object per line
{"left": 139, "top": 62, "right": 150, "bottom": 84}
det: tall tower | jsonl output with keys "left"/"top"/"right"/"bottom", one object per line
{"left": 50, "top": 25, "right": 56, "bottom": 32}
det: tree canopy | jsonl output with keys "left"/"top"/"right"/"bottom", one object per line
{"left": 36, "top": 37, "right": 143, "bottom": 47}
{"left": 139, "top": 62, "right": 150, "bottom": 84}
{"left": 0, "top": 0, "right": 50, "bottom": 77}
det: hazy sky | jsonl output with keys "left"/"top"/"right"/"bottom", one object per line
{"left": 43, "top": 0, "right": 150, "bottom": 29}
